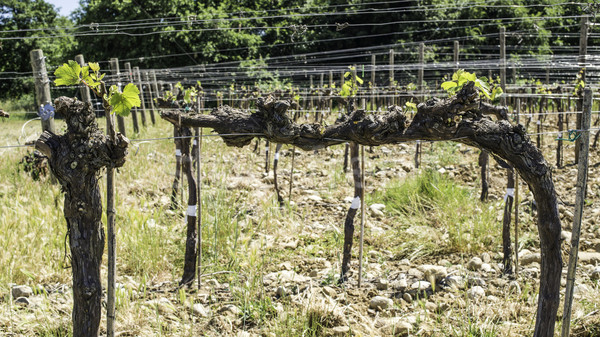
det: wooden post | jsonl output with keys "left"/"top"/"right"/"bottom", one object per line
{"left": 579, "top": 15, "right": 589, "bottom": 83}
{"left": 151, "top": 70, "right": 160, "bottom": 102}
{"left": 102, "top": 82, "right": 117, "bottom": 337}
{"left": 196, "top": 99, "right": 203, "bottom": 289}
{"left": 74, "top": 54, "right": 92, "bottom": 104}
{"left": 30, "top": 49, "right": 55, "bottom": 133}
{"left": 453, "top": 40, "right": 460, "bottom": 72}
{"left": 124, "top": 63, "right": 139, "bottom": 133}
{"left": 575, "top": 16, "right": 588, "bottom": 163}
{"left": 416, "top": 43, "right": 425, "bottom": 168}
{"left": 358, "top": 145, "right": 365, "bottom": 287}
{"left": 500, "top": 27, "right": 507, "bottom": 106}
{"left": 515, "top": 98, "right": 520, "bottom": 276}
{"left": 196, "top": 128, "right": 203, "bottom": 289}
{"left": 371, "top": 54, "right": 376, "bottom": 112}
{"left": 389, "top": 49, "right": 394, "bottom": 106}
{"left": 561, "top": 87, "right": 592, "bottom": 337}
{"left": 418, "top": 43, "right": 425, "bottom": 101}
{"left": 318, "top": 73, "right": 324, "bottom": 122}
{"left": 144, "top": 72, "right": 157, "bottom": 125}
{"left": 309, "top": 75, "right": 314, "bottom": 117}
{"left": 328, "top": 70, "right": 333, "bottom": 113}
{"left": 133, "top": 67, "right": 147, "bottom": 127}
{"left": 109, "top": 58, "right": 127, "bottom": 136}
{"left": 556, "top": 95, "right": 563, "bottom": 168}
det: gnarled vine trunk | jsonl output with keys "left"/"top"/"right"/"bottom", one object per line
{"left": 36, "top": 97, "right": 128, "bottom": 337}
{"left": 160, "top": 82, "right": 562, "bottom": 337}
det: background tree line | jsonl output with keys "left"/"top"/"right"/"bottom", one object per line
{"left": 0, "top": 0, "right": 596, "bottom": 101}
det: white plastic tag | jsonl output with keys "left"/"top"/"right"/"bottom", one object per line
{"left": 175, "top": 149, "right": 182, "bottom": 157}
{"left": 275, "top": 153, "right": 280, "bottom": 160}
{"left": 350, "top": 196, "right": 361, "bottom": 209}
{"left": 187, "top": 205, "right": 197, "bottom": 217}
{"left": 504, "top": 188, "right": 515, "bottom": 202}
{"left": 536, "top": 120, "right": 541, "bottom": 125}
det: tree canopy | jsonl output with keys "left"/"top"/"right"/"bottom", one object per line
{"left": 0, "top": 0, "right": 597, "bottom": 100}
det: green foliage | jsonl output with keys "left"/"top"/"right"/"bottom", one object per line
{"left": 109, "top": 83, "right": 141, "bottom": 117}
{"left": 340, "top": 66, "right": 362, "bottom": 97}
{"left": 369, "top": 167, "right": 497, "bottom": 254}
{"left": 404, "top": 101, "right": 417, "bottom": 112}
{"left": 0, "top": 1, "right": 76, "bottom": 99}
{"left": 441, "top": 70, "right": 503, "bottom": 102}
{"left": 53, "top": 60, "right": 81, "bottom": 86}
{"left": 54, "top": 61, "right": 140, "bottom": 117}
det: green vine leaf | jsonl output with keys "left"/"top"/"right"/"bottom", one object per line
{"left": 441, "top": 81, "right": 458, "bottom": 91}
{"left": 54, "top": 60, "right": 81, "bottom": 86}
{"left": 109, "top": 83, "right": 141, "bottom": 116}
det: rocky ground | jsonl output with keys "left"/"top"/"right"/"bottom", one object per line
{"left": 2, "top": 118, "right": 600, "bottom": 336}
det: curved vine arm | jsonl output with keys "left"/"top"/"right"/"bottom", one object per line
{"left": 161, "top": 82, "right": 561, "bottom": 337}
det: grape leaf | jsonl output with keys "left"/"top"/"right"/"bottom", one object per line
{"left": 89, "top": 62, "right": 100, "bottom": 73}
{"left": 54, "top": 60, "right": 81, "bottom": 86}
{"left": 441, "top": 81, "right": 458, "bottom": 91}
{"left": 109, "top": 83, "right": 141, "bottom": 116}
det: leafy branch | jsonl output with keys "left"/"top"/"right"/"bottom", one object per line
{"left": 54, "top": 60, "right": 141, "bottom": 116}
{"left": 340, "top": 66, "right": 363, "bottom": 98}
{"left": 441, "top": 69, "right": 503, "bottom": 103}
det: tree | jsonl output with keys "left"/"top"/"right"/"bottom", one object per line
{"left": 0, "top": 0, "right": 75, "bottom": 100}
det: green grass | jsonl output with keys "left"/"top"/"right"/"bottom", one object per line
{"left": 369, "top": 168, "right": 499, "bottom": 255}
{"left": 0, "top": 112, "right": 562, "bottom": 336}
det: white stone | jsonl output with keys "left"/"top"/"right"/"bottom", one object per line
{"left": 370, "top": 296, "right": 393, "bottom": 311}
{"left": 192, "top": 303, "right": 209, "bottom": 317}
{"left": 11, "top": 285, "right": 33, "bottom": 298}
{"left": 418, "top": 265, "right": 448, "bottom": 282}
{"left": 467, "top": 286, "right": 485, "bottom": 299}
{"left": 466, "top": 257, "right": 483, "bottom": 271}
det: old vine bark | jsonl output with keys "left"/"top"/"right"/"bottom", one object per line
{"left": 36, "top": 97, "right": 128, "bottom": 337}
{"left": 160, "top": 82, "right": 562, "bottom": 337}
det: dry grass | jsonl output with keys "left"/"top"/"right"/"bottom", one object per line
{"left": 0, "top": 110, "right": 599, "bottom": 336}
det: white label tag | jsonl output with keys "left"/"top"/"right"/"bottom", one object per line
{"left": 558, "top": 132, "right": 563, "bottom": 138}
{"left": 536, "top": 120, "right": 541, "bottom": 125}
{"left": 187, "top": 205, "right": 197, "bottom": 217}
{"left": 265, "top": 146, "right": 269, "bottom": 152}
{"left": 504, "top": 188, "right": 515, "bottom": 202}
{"left": 350, "top": 196, "right": 361, "bottom": 209}
{"left": 193, "top": 140, "right": 197, "bottom": 146}
{"left": 175, "top": 149, "right": 182, "bottom": 157}
{"left": 305, "top": 113, "right": 309, "bottom": 119}
{"left": 275, "top": 153, "right": 280, "bottom": 160}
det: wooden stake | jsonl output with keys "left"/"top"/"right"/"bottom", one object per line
{"left": 74, "top": 55, "right": 92, "bottom": 104}
{"left": 196, "top": 98, "right": 203, "bottom": 290}
{"left": 575, "top": 16, "right": 588, "bottom": 163}
{"left": 358, "top": 145, "right": 366, "bottom": 287}
{"left": 289, "top": 146, "right": 296, "bottom": 205}
{"left": 515, "top": 98, "right": 520, "bottom": 276}
{"left": 453, "top": 40, "right": 460, "bottom": 72}
{"left": 103, "top": 82, "right": 117, "bottom": 337}
{"left": 123, "top": 62, "right": 139, "bottom": 133}
{"left": 561, "top": 87, "right": 592, "bottom": 337}
{"left": 371, "top": 54, "right": 376, "bottom": 111}
{"left": 500, "top": 27, "right": 507, "bottom": 107}
{"left": 133, "top": 67, "right": 147, "bottom": 127}
{"left": 109, "top": 58, "right": 126, "bottom": 136}
{"left": 29, "top": 49, "right": 55, "bottom": 133}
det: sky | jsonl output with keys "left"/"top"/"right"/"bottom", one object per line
{"left": 45, "top": 0, "right": 81, "bottom": 17}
